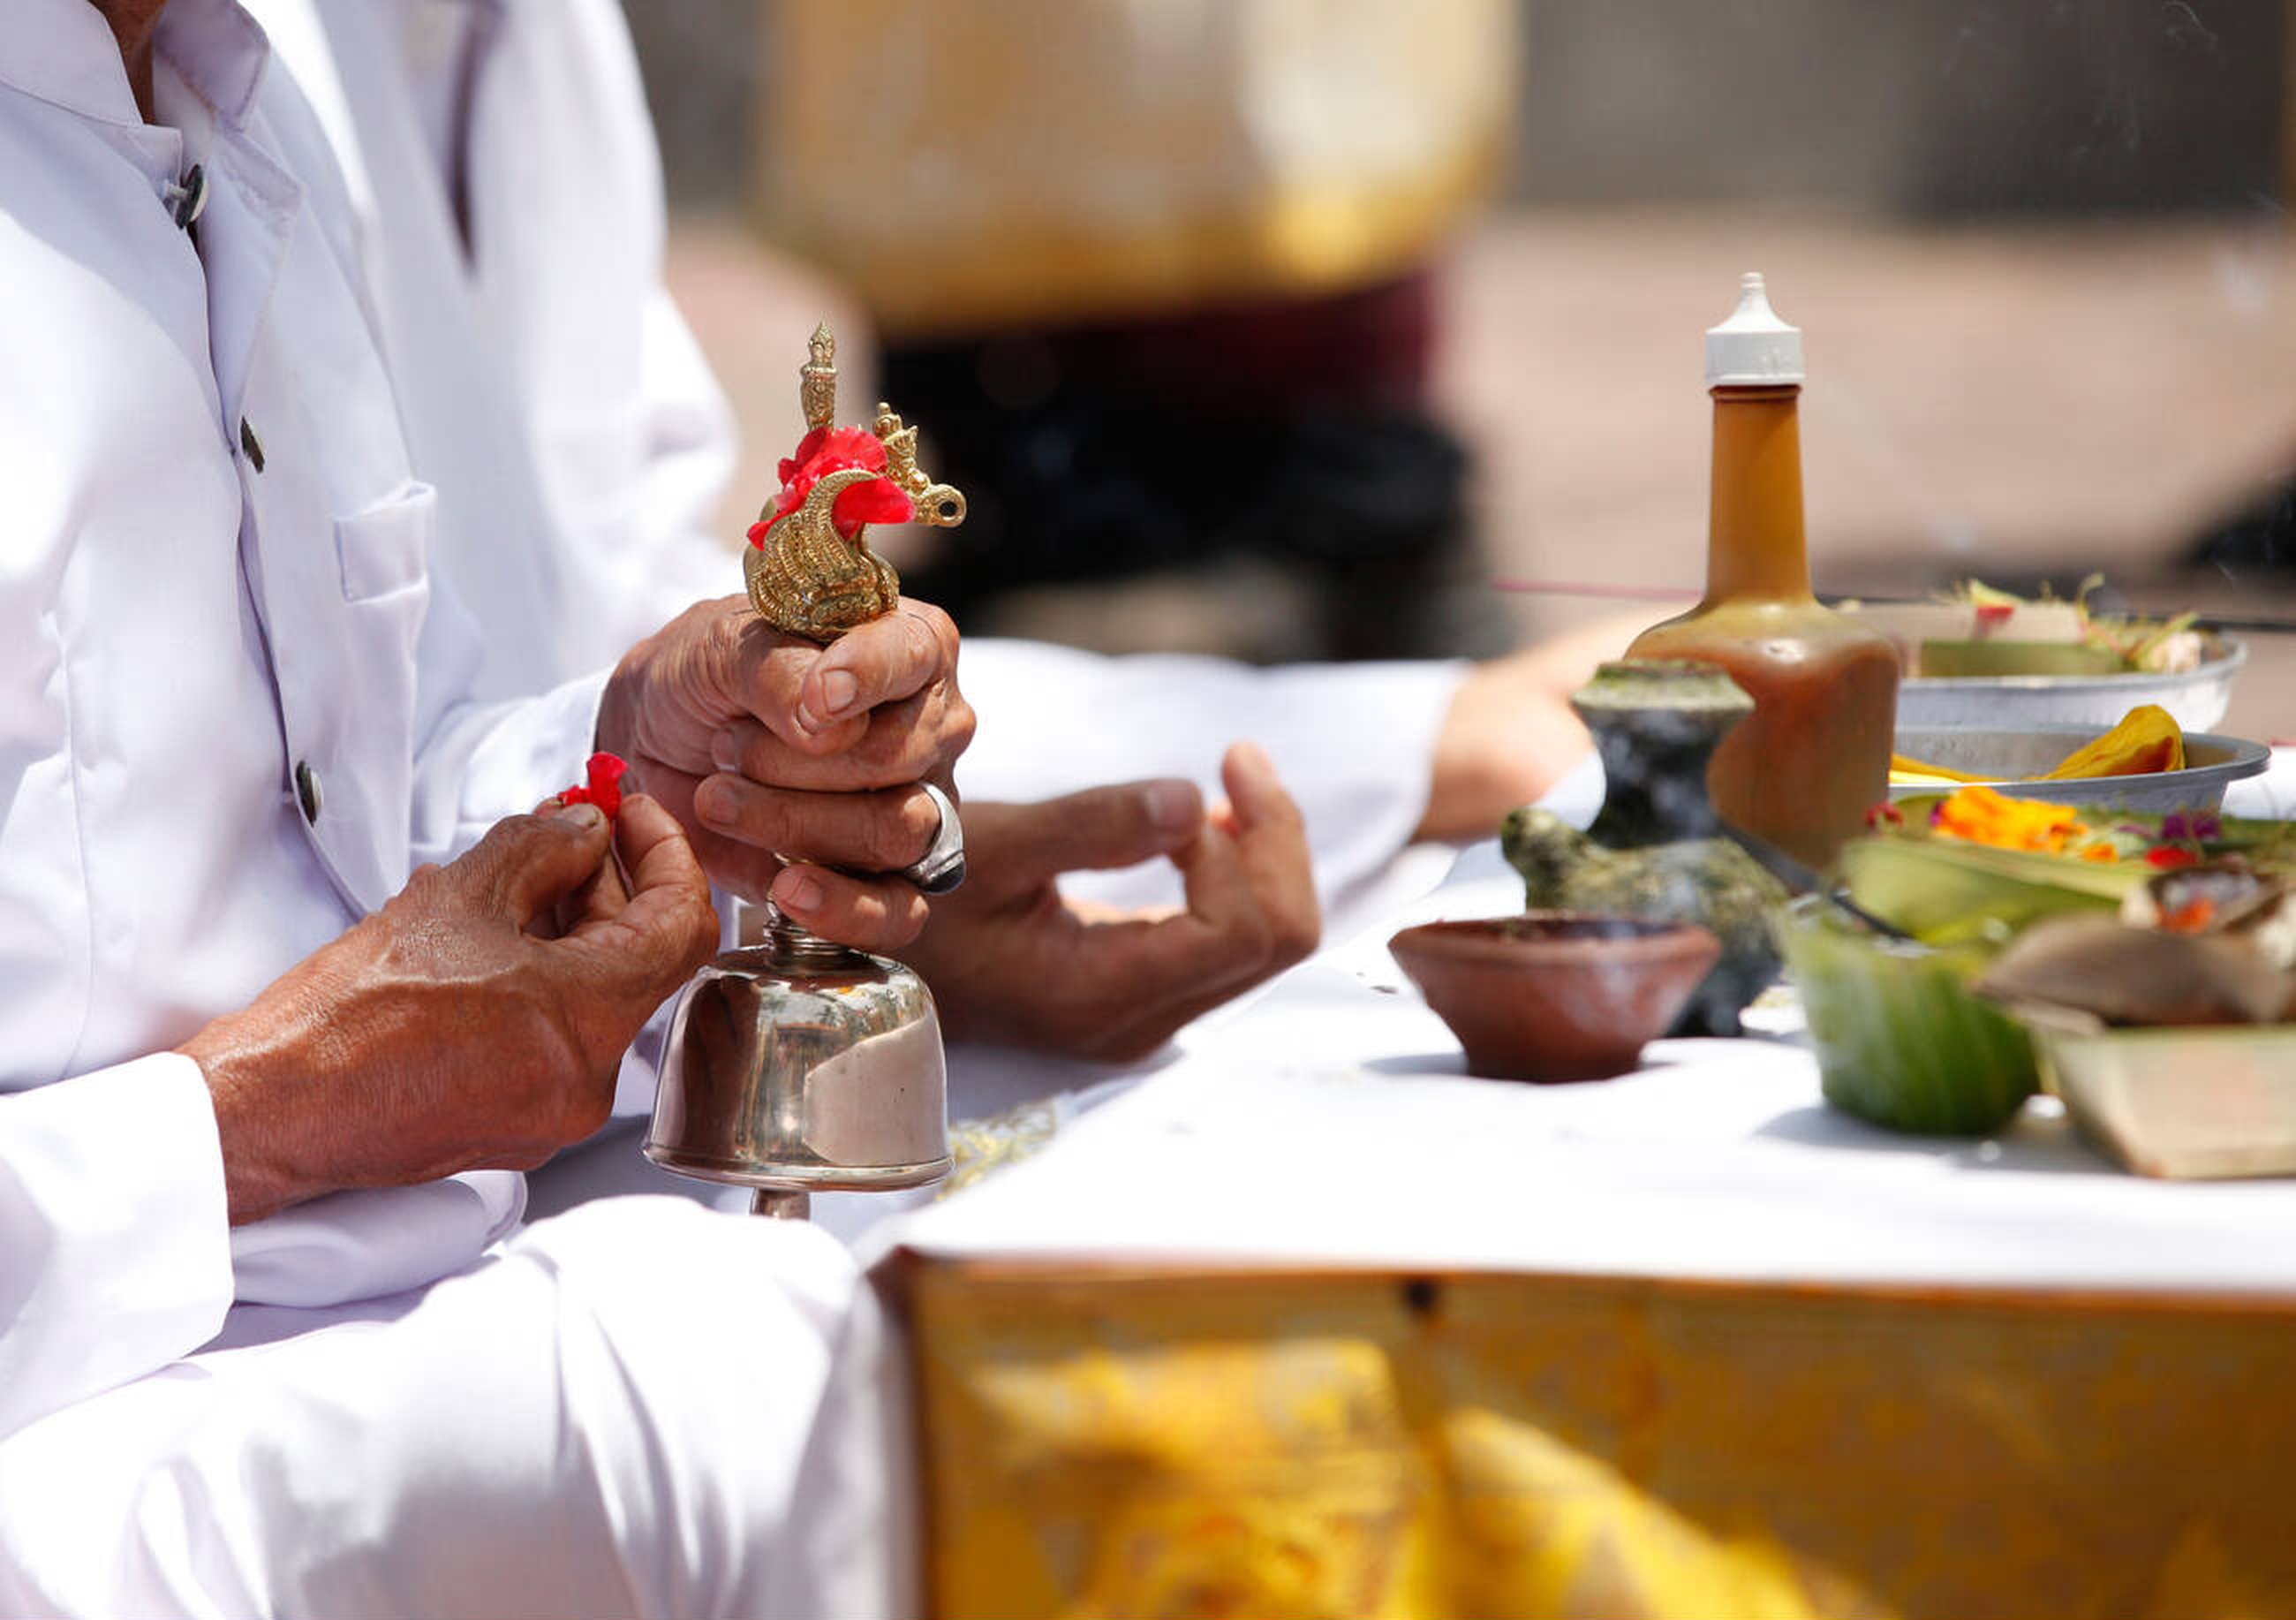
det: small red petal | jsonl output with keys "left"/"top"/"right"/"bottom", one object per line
{"left": 585, "top": 752, "right": 629, "bottom": 819}
{"left": 1975, "top": 602, "right": 2014, "bottom": 628}
{"left": 782, "top": 427, "right": 828, "bottom": 475}
{"left": 812, "top": 426, "right": 887, "bottom": 473}
{"left": 831, "top": 477, "right": 914, "bottom": 538}
{"left": 2144, "top": 845, "right": 2200, "bottom": 869}
{"left": 748, "top": 519, "right": 774, "bottom": 548}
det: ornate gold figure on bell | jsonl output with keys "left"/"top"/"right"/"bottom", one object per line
{"left": 742, "top": 323, "right": 966, "bottom": 643}
{"left": 647, "top": 324, "right": 965, "bottom": 1218}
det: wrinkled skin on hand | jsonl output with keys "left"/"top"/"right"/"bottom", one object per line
{"left": 179, "top": 795, "right": 719, "bottom": 1225}
{"left": 903, "top": 743, "right": 1321, "bottom": 1063}
{"left": 594, "top": 595, "right": 972, "bottom": 950}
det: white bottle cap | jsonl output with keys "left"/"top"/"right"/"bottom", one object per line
{"left": 1704, "top": 271, "right": 1803, "bottom": 386}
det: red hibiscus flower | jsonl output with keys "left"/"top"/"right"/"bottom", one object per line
{"left": 557, "top": 751, "right": 629, "bottom": 819}
{"left": 748, "top": 425, "right": 914, "bottom": 546}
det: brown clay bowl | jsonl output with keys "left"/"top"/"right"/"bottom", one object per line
{"left": 1387, "top": 912, "right": 1723, "bottom": 1083}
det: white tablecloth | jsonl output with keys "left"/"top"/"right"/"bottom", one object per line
{"left": 866, "top": 746, "right": 2296, "bottom": 1295}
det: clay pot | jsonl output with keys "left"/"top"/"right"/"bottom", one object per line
{"left": 1387, "top": 912, "right": 1723, "bottom": 1082}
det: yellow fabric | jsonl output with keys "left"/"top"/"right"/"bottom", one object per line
{"left": 903, "top": 1262, "right": 2296, "bottom": 1618}
{"left": 760, "top": 0, "right": 1516, "bottom": 338}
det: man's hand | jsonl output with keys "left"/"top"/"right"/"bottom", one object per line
{"left": 593, "top": 595, "right": 971, "bottom": 950}
{"left": 179, "top": 796, "right": 719, "bottom": 1225}
{"left": 904, "top": 743, "right": 1321, "bottom": 1063}
{"left": 1416, "top": 609, "right": 1650, "bottom": 840}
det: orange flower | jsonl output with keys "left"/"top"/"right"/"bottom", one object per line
{"left": 1929, "top": 785, "right": 2091, "bottom": 854}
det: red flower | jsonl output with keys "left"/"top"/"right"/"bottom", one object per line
{"left": 830, "top": 477, "right": 913, "bottom": 534}
{"left": 2142, "top": 844, "right": 2200, "bottom": 869}
{"left": 749, "top": 426, "right": 911, "bottom": 545}
{"left": 1863, "top": 802, "right": 1905, "bottom": 829}
{"left": 558, "top": 751, "right": 629, "bottom": 819}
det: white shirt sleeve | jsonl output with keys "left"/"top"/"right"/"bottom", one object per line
{"left": 405, "top": 661, "right": 610, "bottom": 872}
{"left": 0, "top": 1056, "right": 234, "bottom": 1442}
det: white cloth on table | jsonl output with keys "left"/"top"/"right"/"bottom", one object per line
{"left": 861, "top": 787, "right": 2296, "bottom": 1298}
{"left": 2224, "top": 743, "right": 2296, "bottom": 820}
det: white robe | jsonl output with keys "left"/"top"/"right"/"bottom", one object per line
{"left": 0, "top": 6, "right": 896, "bottom": 1614}
{"left": 0, "top": 4, "right": 1466, "bottom": 1609}
{"left": 256, "top": 0, "right": 1466, "bottom": 927}
{"left": 0, "top": 0, "right": 585, "bottom": 1435}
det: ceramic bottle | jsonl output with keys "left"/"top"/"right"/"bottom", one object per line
{"left": 1626, "top": 274, "right": 1899, "bottom": 871}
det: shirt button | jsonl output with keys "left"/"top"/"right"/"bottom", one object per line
{"left": 295, "top": 761, "right": 322, "bottom": 824}
{"left": 239, "top": 418, "right": 265, "bottom": 473}
{"left": 166, "top": 162, "right": 208, "bottom": 230}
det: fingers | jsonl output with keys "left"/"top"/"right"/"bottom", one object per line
{"left": 707, "top": 682, "right": 973, "bottom": 791}
{"left": 531, "top": 794, "right": 627, "bottom": 938}
{"left": 455, "top": 804, "right": 616, "bottom": 931}
{"left": 714, "top": 601, "right": 964, "bottom": 761}
{"left": 569, "top": 793, "right": 721, "bottom": 988}
{"left": 761, "top": 861, "right": 931, "bottom": 950}
{"left": 1215, "top": 741, "right": 1319, "bottom": 946}
{"left": 799, "top": 598, "right": 961, "bottom": 735}
{"left": 614, "top": 792, "right": 712, "bottom": 909}
{"left": 963, "top": 781, "right": 1205, "bottom": 897}
{"left": 1190, "top": 743, "right": 1318, "bottom": 927}
{"left": 688, "top": 774, "right": 948, "bottom": 874}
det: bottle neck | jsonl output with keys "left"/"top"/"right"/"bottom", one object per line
{"left": 1703, "top": 384, "right": 1811, "bottom": 604}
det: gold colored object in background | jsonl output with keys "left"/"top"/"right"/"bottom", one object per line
{"left": 744, "top": 324, "right": 967, "bottom": 642}
{"left": 761, "top": 4, "right": 1516, "bottom": 340}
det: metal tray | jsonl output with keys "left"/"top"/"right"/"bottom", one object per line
{"left": 1897, "top": 638, "right": 2247, "bottom": 732}
{"left": 1890, "top": 724, "right": 2270, "bottom": 814}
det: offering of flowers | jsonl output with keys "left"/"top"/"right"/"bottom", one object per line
{"left": 1848, "top": 577, "right": 2212, "bottom": 678}
{"left": 556, "top": 752, "right": 629, "bottom": 819}
{"left": 1786, "top": 779, "right": 2294, "bottom": 1147}
{"left": 1843, "top": 780, "right": 2292, "bottom": 1027}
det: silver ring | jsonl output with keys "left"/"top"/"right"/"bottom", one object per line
{"left": 900, "top": 782, "right": 966, "bottom": 895}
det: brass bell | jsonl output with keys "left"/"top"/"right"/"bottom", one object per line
{"left": 645, "top": 906, "right": 952, "bottom": 1219}
{"left": 644, "top": 322, "right": 961, "bottom": 1219}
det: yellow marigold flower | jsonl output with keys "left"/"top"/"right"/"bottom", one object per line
{"left": 1930, "top": 785, "right": 2092, "bottom": 854}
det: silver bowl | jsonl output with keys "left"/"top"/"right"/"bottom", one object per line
{"left": 1890, "top": 723, "right": 2270, "bottom": 814}
{"left": 1896, "top": 638, "right": 2247, "bottom": 732}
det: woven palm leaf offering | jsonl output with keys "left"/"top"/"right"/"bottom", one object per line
{"left": 1781, "top": 777, "right": 2294, "bottom": 1144}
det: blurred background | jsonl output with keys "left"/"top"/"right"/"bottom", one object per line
{"left": 626, "top": 0, "right": 2296, "bottom": 738}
